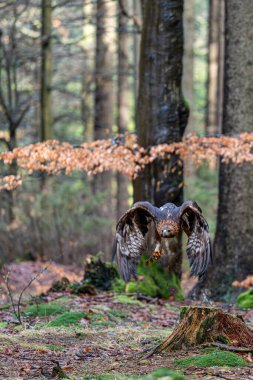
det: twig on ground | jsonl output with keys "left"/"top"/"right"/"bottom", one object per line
{"left": 2, "top": 270, "right": 20, "bottom": 323}
{"left": 1, "top": 262, "right": 51, "bottom": 325}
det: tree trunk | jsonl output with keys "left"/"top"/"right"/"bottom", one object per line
{"left": 147, "top": 306, "right": 253, "bottom": 356}
{"left": 132, "top": 0, "right": 141, "bottom": 115}
{"left": 82, "top": 0, "right": 95, "bottom": 143}
{"left": 133, "top": 0, "right": 188, "bottom": 277}
{"left": 93, "top": 0, "right": 115, "bottom": 260}
{"left": 205, "top": 0, "right": 224, "bottom": 136}
{"left": 41, "top": 0, "right": 53, "bottom": 141}
{"left": 182, "top": 0, "right": 194, "bottom": 132}
{"left": 217, "top": 0, "right": 225, "bottom": 134}
{"left": 116, "top": 0, "right": 130, "bottom": 220}
{"left": 192, "top": 0, "right": 253, "bottom": 300}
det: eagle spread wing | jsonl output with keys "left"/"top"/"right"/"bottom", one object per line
{"left": 112, "top": 201, "right": 158, "bottom": 282}
{"left": 179, "top": 201, "right": 212, "bottom": 277}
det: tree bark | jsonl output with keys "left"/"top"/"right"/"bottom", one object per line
{"left": 82, "top": 0, "right": 95, "bottom": 143}
{"left": 93, "top": 0, "right": 115, "bottom": 260}
{"left": 133, "top": 0, "right": 188, "bottom": 276}
{"left": 41, "top": 0, "right": 53, "bottom": 141}
{"left": 205, "top": 0, "right": 224, "bottom": 136}
{"left": 116, "top": 0, "right": 130, "bottom": 220}
{"left": 132, "top": 0, "right": 141, "bottom": 114}
{"left": 182, "top": 0, "right": 194, "bottom": 132}
{"left": 192, "top": 0, "right": 253, "bottom": 300}
{"left": 217, "top": 0, "right": 225, "bottom": 135}
{"left": 147, "top": 306, "right": 253, "bottom": 355}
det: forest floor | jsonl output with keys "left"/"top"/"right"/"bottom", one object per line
{"left": 0, "top": 261, "right": 253, "bottom": 380}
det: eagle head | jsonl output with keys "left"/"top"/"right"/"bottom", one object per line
{"left": 157, "top": 220, "right": 180, "bottom": 238}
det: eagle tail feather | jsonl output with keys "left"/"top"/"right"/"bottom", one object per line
{"left": 117, "top": 252, "right": 138, "bottom": 282}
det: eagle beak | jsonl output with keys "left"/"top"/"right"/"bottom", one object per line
{"left": 162, "top": 228, "right": 174, "bottom": 238}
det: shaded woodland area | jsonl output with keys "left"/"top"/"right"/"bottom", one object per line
{"left": 0, "top": 1, "right": 253, "bottom": 379}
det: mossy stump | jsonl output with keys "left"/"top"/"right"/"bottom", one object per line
{"left": 148, "top": 306, "right": 253, "bottom": 356}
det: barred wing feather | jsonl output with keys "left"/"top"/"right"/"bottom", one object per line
{"left": 180, "top": 201, "right": 212, "bottom": 278}
{"left": 113, "top": 202, "right": 157, "bottom": 282}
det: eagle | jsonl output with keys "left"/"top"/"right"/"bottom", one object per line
{"left": 113, "top": 200, "right": 212, "bottom": 282}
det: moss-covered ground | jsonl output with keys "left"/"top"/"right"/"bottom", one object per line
{"left": 0, "top": 290, "right": 252, "bottom": 380}
{"left": 174, "top": 350, "right": 248, "bottom": 368}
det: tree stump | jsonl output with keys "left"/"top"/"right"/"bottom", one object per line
{"left": 147, "top": 306, "right": 253, "bottom": 356}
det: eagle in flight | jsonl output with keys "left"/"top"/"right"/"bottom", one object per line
{"left": 113, "top": 200, "right": 212, "bottom": 282}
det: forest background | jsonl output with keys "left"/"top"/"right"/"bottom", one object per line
{"left": 0, "top": 0, "right": 252, "bottom": 302}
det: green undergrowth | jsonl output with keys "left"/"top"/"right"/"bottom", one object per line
{"left": 24, "top": 301, "right": 68, "bottom": 317}
{"left": 87, "top": 375, "right": 139, "bottom": 380}
{"left": 44, "top": 343, "right": 64, "bottom": 352}
{"left": 112, "top": 255, "right": 184, "bottom": 300}
{"left": 145, "top": 368, "right": 184, "bottom": 380}
{"left": 48, "top": 311, "right": 87, "bottom": 327}
{"left": 47, "top": 309, "right": 121, "bottom": 328}
{"left": 113, "top": 294, "right": 145, "bottom": 306}
{"left": 0, "top": 303, "right": 11, "bottom": 310}
{"left": 111, "top": 278, "right": 126, "bottom": 293}
{"left": 86, "top": 368, "right": 184, "bottom": 380}
{"left": 136, "top": 255, "right": 184, "bottom": 300}
{"left": 174, "top": 350, "right": 248, "bottom": 368}
{"left": 126, "top": 277, "right": 159, "bottom": 298}
{"left": 237, "top": 288, "right": 253, "bottom": 309}
{"left": 92, "top": 304, "right": 129, "bottom": 319}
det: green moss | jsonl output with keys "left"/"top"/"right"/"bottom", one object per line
{"left": 236, "top": 288, "right": 253, "bottom": 309}
{"left": 196, "top": 316, "right": 215, "bottom": 344}
{"left": 113, "top": 294, "right": 144, "bottom": 306}
{"left": 89, "top": 312, "right": 113, "bottom": 327}
{"left": 48, "top": 312, "right": 87, "bottom": 327}
{"left": 137, "top": 255, "right": 184, "bottom": 300}
{"left": 126, "top": 277, "right": 159, "bottom": 298}
{"left": 111, "top": 278, "right": 126, "bottom": 292}
{"left": 145, "top": 367, "right": 185, "bottom": 380}
{"left": 217, "top": 336, "right": 229, "bottom": 344}
{"left": 0, "top": 322, "right": 8, "bottom": 328}
{"left": 180, "top": 307, "right": 188, "bottom": 319}
{"left": 24, "top": 302, "right": 68, "bottom": 317}
{"left": 0, "top": 303, "right": 11, "bottom": 310}
{"left": 45, "top": 343, "right": 64, "bottom": 352}
{"left": 107, "top": 309, "right": 129, "bottom": 319}
{"left": 83, "top": 368, "right": 184, "bottom": 380}
{"left": 85, "top": 375, "right": 139, "bottom": 380}
{"left": 174, "top": 350, "right": 248, "bottom": 368}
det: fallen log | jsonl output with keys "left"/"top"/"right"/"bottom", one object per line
{"left": 145, "top": 306, "right": 253, "bottom": 357}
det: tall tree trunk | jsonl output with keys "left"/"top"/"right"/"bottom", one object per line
{"left": 133, "top": 0, "right": 188, "bottom": 277}
{"left": 132, "top": 0, "right": 141, "bottom": 115}
{"left": 205, "top": 0, "right": 224, "bottom": 136}
{"left": 41, "top": 0, "right": 53, "bottom": 141}
{"left": 192, "top": 0, "right": 253, "bottom": 300}
{"left": 82, "top": 0, "right": 95, "bottom": 142}
{"left": 217, "top": 0, "right": 225, "bottom": 134}
{"left": 94, "top": 0, "right": 115, "bottom": 260}
{"left": 116, "top": 0, "right": 130, "bottom": 220}
{"left": 182, "top": 0, "right": 194, "bottom": 132}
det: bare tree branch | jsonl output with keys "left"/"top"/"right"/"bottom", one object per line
{"left": 0, "top": 138, "right": 12, "bottom": 151}
{"left": 118, "top": 0, "right": 141, "bottom": 32}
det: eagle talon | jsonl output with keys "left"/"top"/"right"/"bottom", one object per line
{"left": 152, "top": 251, "right": 161, "bottom": 260}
